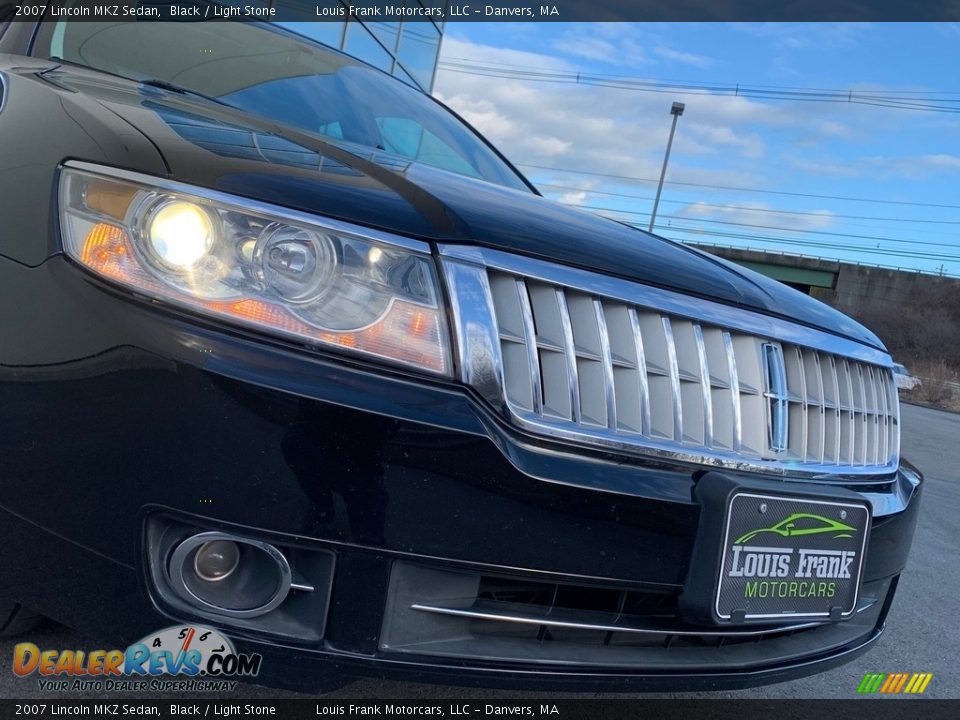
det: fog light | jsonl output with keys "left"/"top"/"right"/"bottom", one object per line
{"left": 147, "top": 200, "right": 214, "bottom": 269}
{"left": 193, "top": 540, "right": 240, "bottom": 582}
{"left": 168, "top": 532, "right": 292, "bottom": 618}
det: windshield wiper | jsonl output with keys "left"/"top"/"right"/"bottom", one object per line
{"left": 42, "top": 58, "right": 228, "bottom": 107}
{"left": 137, "top": 78, "right": 229, "bottom": 106}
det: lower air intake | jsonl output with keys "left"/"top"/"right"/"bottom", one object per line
{"left": 380, "top": 562, "right": 888, "bottom": 671}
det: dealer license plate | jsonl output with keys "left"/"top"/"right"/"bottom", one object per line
{"left": 715, "top": 492, "right": 870, "bottom": 621}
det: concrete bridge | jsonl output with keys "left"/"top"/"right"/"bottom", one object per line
{"left": 688, "top": 243, "right": 960, "bottom": 317}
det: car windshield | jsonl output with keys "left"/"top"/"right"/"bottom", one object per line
{"left": 34, "top": 19, "right": 532, "bottom": 192}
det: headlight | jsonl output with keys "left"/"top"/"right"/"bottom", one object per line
{"left": 59, "top": 164, "right": 452, "bottom": 375}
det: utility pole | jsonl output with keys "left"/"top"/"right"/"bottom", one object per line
{"left": 648, "top": 101, "right": 685, "bottom": 233}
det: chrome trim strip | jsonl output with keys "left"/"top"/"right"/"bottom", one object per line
{"left": 876, "top": 366, "right": 889, "bottom": 464}
{"left": 410, "top": 601, "right": 832, "bottom": 638}
{"left": 0, "top": 72, "right": 7, "bottom": 115}
{"left": 440, "top": 260, "right": 505, "bottom": 412}
{"left": 439, "top": 245, "right": 892, "bottom": 367}
{"left": 495, "top": 409, "right": 898, "bottom": 476}
{"left": 63, "top": 161, "right": 432, "bottom": 254}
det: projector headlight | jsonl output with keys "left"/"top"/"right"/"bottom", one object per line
{"left": 59, "top": 164, "right": 452, "bottom": 375}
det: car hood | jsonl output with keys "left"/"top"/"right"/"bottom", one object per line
{"left": 45, "top": 67, "right": 884, "bottom": 351}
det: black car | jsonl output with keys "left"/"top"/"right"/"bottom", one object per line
{"left": 0, "top": 17, "right": 921, "bottom": 693}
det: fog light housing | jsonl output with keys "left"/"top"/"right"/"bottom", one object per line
{"left": 169, "top": 532, "right": 291, "bottom": 618}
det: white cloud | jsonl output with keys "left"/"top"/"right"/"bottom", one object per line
{"left": 677, "top": 201, "right": 836, "bottom": 233}
{"left": 439, "top": 36, "right": 572, "bottom": 72}
{"left": 557, "top": 35, "right": 649, "bottom": 67}
{"left": 435, "top": 37, "right": 792, "bottom": 187}
{"left": 864, "top": 153, "right": 960, "bottom": 178}
{"left": 543, "top": 178, "right": 600, "bottom": 207}
{"left": 730, "top": 23, "right": 870, "bottom": 50}
{"left": 785, "top": 155, "right": 861, "bottom": 178}
{"left": 917, "top": 154, "right": 960, "bottom": 169}
{"left": 652, "top": 46, "right": 714, "bottom": 69}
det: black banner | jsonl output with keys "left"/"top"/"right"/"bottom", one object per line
{"left": 2, "top": 0, "right": 960, "bottom": 23}
{"left": 0, "top": 700, "right": 957, "bottom": 720}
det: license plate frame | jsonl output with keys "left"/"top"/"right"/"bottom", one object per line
{"left": 714, "top": 491, "right": 871, "bottom": 622}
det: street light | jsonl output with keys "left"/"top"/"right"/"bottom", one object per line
{"left": 648, "top": 101, "right": 685, "bottom": 233}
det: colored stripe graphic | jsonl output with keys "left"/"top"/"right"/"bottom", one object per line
{"left": 908, "top": 673, "right": 933, "bottom": 694}
{"left": 858, "top": 672, "right": 933, "bottom": 694}
{"left": 856, "top": 673, "right": 876, "bottom": 693}
{"left": 879, "top": 674, "right": 897, "bottom": 693}
{"left": 857, "top": 673, "right": 884, "bottom": 693}
{"left": 893, "top": 673, "right": 910, "bottom": 693}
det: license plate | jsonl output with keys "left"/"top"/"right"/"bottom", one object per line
{"left": 715, "top": 492, "right": 870, "bottom": 622}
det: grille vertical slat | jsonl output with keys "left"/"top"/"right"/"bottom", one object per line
{"left": 593, "top": 300, "right": 618, "bottom": 431}
{"left": 787, "top": 346, "right": 808, "bottom": 462}
{"left": 661, "top": 317, "right": 684, "bottom": 443}
{"left": 483, "top": 269, "right": 899, "bottom": 473}
{"left": 627, "top": 308, "right": 652, "bottom": 437}
{"left": 555, "top": 289, "right": 582, "bottom": 424}
{"left": 840, "top": 360, "right": 855, "bottom": 465}
{"left": 854, "top": 364, "right": 868, "bottom": 466}
{"left": 692, "top": 324, "right": 714, "bottom": 449}
{"left": 824, "top": 355, "right": 842, "bottom": 466}
{"left": 875, "top": 367, "right": 885, "bottom": 464}
{"left": 809, "top": 352, "right": 827, "bottom": 465}
{"left": 722, "top": 331, "right": 742, "bottom": 453}
{"left": 866, "top": 366, "right": 878, "bottom": 466}
{"left": 515, "top": 278, "right": 543, "bottom": 415}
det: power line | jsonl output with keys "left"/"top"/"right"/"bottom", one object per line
{"left": 678, "top": 240, "right": 960, "bottom": 278}
{"left": 538, "top": 183, "right": 960, "bottom": 226}
{"left": 440, "top": 57, "right": 960, "bottom": 98}
{"left": 520, "top": 163, "right": 960, "bottom": 210}
{"left": 633, "top": 212, "right": 960, "bottom": 250}
{"left": 646, "top": 224, "right": 960, "bottom": 263}
{"left": 438, "top": 60, "right": 960, "bottom": 114}
{"left": 579, "top": 205, "right": 960, "bottom": 249}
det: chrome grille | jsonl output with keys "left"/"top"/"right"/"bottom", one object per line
{"left": 441, "top": 246, "right": 899, "bottom": 476}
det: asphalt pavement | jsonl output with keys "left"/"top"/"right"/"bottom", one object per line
{"left": 1, "top": 403, "right": 956, "bottom": 700}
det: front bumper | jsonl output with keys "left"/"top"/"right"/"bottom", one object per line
{"left": 0, "top": 255, "right": 922, "bottom": 692}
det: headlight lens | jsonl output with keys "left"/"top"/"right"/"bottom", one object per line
{"left": 60, "top": 165, "right": 452, "bottom": 375}
{"left": 145, "top": 200, "right": 216, "bottom": 270}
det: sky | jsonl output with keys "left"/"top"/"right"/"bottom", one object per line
{"left": 432, "top": 23, "right": 960, "bottom": 276}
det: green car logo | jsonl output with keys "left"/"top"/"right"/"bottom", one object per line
{"left": 735, "top": 513, "right": 855, "bottom": 544}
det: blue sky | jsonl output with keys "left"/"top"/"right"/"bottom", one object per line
{"left": 433, "top": 23, "right": 960, "bottom": 276}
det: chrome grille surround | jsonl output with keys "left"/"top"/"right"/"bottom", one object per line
{"left": 440, "top": 245, "right": 900, "bottom": 478}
